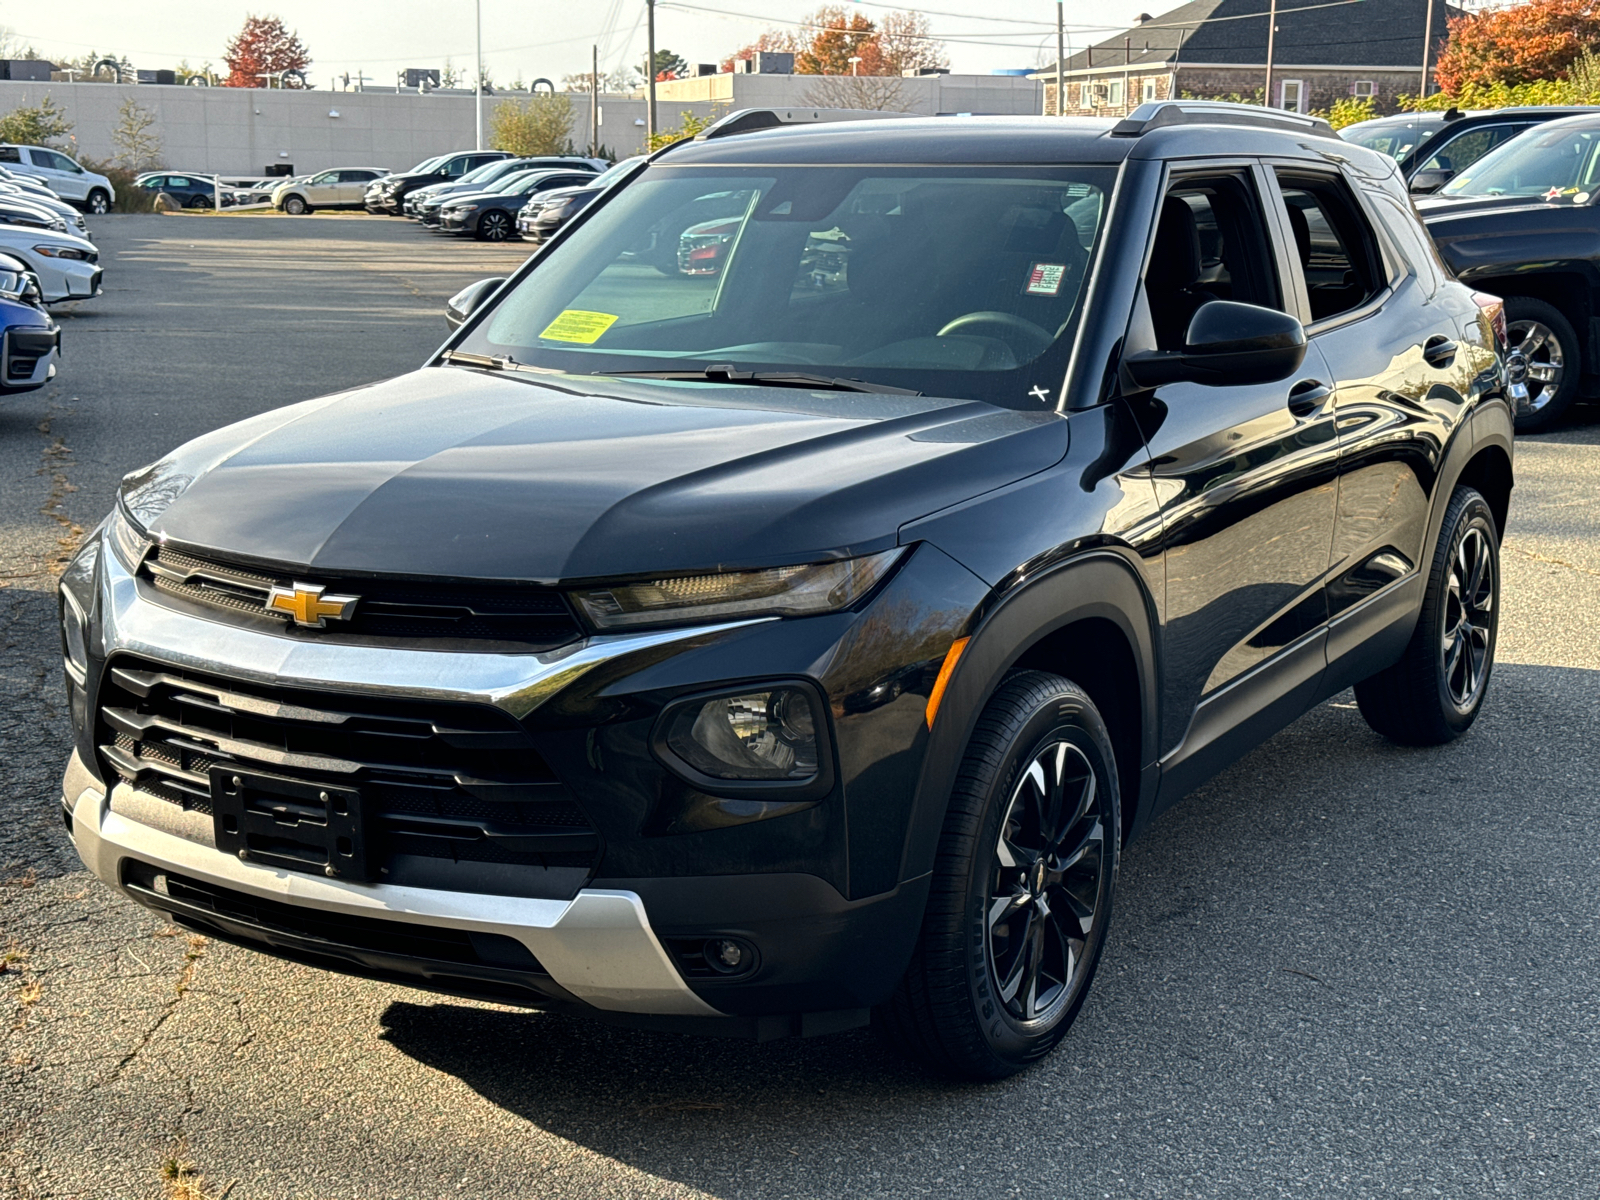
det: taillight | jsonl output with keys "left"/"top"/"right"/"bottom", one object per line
{"left": 1472, "top": 291, "right": 1507, "bottom": 346}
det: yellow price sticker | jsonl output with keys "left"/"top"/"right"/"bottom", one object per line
{"left": 539, "top": 309, "right": 620, "bottom": 344}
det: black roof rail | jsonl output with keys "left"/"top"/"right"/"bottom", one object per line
{"left": 650, "top": 107, "right": 921, "bottom": 160}
{"left": 1110, "top": 100, "right": 1337, "bottom": 140}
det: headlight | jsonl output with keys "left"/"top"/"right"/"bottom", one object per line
{"left": 571, "top": 549, "right": 903, "bottom": 631}
{"left": 34, "top": 245, "right": 89, "bottom": 260}
{"left": 58, "top": 535, "right": 99, "bottom": 685}
{"left": 457, "top": 204, "right": 479, "bottom": 213}
{"left": 107, "top": 504, "right": 151, "bottom": 571}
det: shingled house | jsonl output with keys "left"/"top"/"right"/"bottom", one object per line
{"left": 1031, "top": 0, "right": 1457, "bottom": 118}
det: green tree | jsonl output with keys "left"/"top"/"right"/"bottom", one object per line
{"left": 0, "top": 96, "right": 73, "bottom": 147}
{"left": 488, "top": 92, "right": 573, "bottom": 155}
{"left": 110, "top": 97, "right": 163, "bottom": 171}
{"left": 651, "top": 49, "right": 689, "bottom": 81}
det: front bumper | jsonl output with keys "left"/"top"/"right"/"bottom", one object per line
{"left": 439, "top": 212, "right": 472, "bottom": 232}
{"left": 60, "top": 531, "right": 987, "bottom": 1030}
{"left": 64, "top": 749, "right": 716, "bottom": 1018}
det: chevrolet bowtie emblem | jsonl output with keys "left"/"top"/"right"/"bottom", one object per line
{"left": 265, "top": 582, "right": 359, "bottom": 628}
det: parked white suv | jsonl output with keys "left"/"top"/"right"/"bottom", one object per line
{"left": 0, "top": 145, "right": 116, "bottom": 214}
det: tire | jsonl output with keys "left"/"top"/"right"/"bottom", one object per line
{"left": 1505, "top": 297, "right": 1579, "bottom": 433}
{"left": 1354, "top": 486, "right": 1500, "bottom": 746}
{"left": 283, "top": 196, "right": 309, "bottom": 215}
{"left": 185, "top": 194, "right": 210, "bottom": 210}
{"left": 86, "top": 189, "right": 110, "bottom": 215}
{"left": 876, "top": 670, "right": 1120, "bottom": 1080}
{"left": 476, "top": 210, "right": 512, "bottom": 241}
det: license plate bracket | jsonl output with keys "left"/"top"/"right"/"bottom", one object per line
{"left": 210, "top": 768, "right": 371, "bottom": 882}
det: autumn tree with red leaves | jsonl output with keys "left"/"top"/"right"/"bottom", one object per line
{"left": 223, "top": 15, "right": 312, "bottom": 89}
{"left": 723, "top": 7, "right": 946, "bottom": 76}
{"left": 1435, "top": 0, "right": 1600, "bottom": 94}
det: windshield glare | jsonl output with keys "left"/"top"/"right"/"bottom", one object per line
{"left": 1443, "top": 125, "right": 1600, "bottom": 197}
{"left": 462, "top": 164, "right": 1113, "bottom": 408}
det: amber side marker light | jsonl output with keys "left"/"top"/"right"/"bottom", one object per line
{"left": 925, "top": 636, "right": 970, "bottom": 730}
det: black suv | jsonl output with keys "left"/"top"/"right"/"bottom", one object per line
{"left": 60, "top": 103, "right": 1516, "bottom": 1079}
{"left": 366, "top": 151, "right": 513, "bottom": 214}
{"left": 1342, "top": 106, "right": 1599, "bottom": 194}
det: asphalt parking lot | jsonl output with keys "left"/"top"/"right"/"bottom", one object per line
{"left": 3, "top": 213, "right": 1599, "bottom": 1199}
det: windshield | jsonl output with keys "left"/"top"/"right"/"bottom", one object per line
{"left": 409, "top": 156, "right": 446, "bottom": 175}
{"left": 589, "top": 157, "right": 641, "bottom": 189}
{"left": 1343, "top": 120, "right": 1437, "bottom": 161}
{"left": 459, "top": 164, "right": 1113, "bottom": 408}
{"left": 486, "top": 169, "right": 553, "bottom": 194}
{"left": 1443, "top": 124, "right": 1600, "bottom": 197}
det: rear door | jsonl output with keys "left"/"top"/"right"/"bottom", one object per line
{"left": 1264, "top": 164, "right": 1471, "bottom": 693}
{"left": 337, "top": 170, "right": 375, "bottom": 204}
{"left": 1130, "top": 165, "right": 1342, "bottom": 800}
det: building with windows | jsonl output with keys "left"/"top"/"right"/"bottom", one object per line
{"left": 1031, "top": 0, "right": 1456, "bottom": 119}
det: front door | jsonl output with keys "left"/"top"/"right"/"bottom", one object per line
{"left": 28, "top": 148, "right": 85, "bottom": 200}
{"left": 1127, "top": 167, "right": 1342, "bottom": 801}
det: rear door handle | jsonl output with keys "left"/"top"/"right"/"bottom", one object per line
{"left": 1287, "top": 379, "right": 1332, "bottom": 417}
{"left": 1423, "top": 335, "right": 1458, "bottom": 368}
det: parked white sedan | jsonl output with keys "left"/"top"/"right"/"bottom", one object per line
{"left": 0, "top": 226, "right": 101, "bottom": 303}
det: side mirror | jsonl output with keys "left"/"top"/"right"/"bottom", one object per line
{"left": 445, "top": 277, "right": 506, "bottom": 330}
{"left": 1125, "top": 300, "right": 1306, "bottom": 389}
{"left": 1409, "top": 167, "right": 1454, "bottom": 195}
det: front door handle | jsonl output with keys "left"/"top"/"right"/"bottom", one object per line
{"left": 1423, "top": 335, "right": 1458, "bottom": 368}
{"left": 1287, "top": 379, "right": 1332, "bottom": 417}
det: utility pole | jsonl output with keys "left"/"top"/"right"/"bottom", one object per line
{"left": 475, "top": 0, "right": 484, "bottom": 150}
{"left": 1263, "top": 0, "right": 1277, "bottom": 108}
{"left": 1420, "top": 0, "right": 1435, "bottom": 99}
{"left": 646, "top": 0, "right": 658, "bottom": 146}
{"left": 592, "top": 44, "right": 600, "bottom": 155}
{"left": 1055, "top": 1, "right": 1065, "bottom": 117}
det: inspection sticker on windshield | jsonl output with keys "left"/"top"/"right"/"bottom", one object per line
{"left": 539, "top": 309, "right": 619, "bottom": 344}
{"left": 1025, "top": 263, "right": 1066, "bottom": 296}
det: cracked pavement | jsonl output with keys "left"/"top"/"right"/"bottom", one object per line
{"left": 3, "top": 216, "right": 1600, "bottom": 1198}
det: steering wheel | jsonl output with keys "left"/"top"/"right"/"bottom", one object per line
{"left": 936, "top": 311, "right": 1055, "bottom": 357}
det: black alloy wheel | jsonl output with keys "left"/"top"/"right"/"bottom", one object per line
{"left": 1355, "top": 486, "right": 1500, "bottom": 745}
{"left": 1505, "top": 297, "right": 1579, "bottom": 433}
{"left": 185, "top": 194, "right": 210, "bottom": 210}
{"left": 86, "top": 189, "right": 110, "bottom": 215}
{"left": 476, "top": 210, "right": 512, "bottom": 241}
{"left": 877, "top": 670, "right": 1120, "bottom": 1079}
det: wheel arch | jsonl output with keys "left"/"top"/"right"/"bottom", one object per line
{"left": 899, "top": 550, "right": 1160, "bottom": 886}
{"left": 1455, "top": 442, "right": 1514, "bottom": 542}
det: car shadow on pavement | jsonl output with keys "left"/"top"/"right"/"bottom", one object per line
{"left": 376, "top": 662, "right": 1600, "bottom": 1194}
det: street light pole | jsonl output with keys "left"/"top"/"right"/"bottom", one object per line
{"left": 1056, "top": 1, "right": 1065, "bottom": 117}
{"left": 1420, "top": 0, "right": 1436, "bottom": 99}
{"left": 591, "top": 44, "right": 600, "bottom": 155}
{"left": 1264, "top": 0, "right": 1277, "bottom": 108}
{"left": 474, "top": 0, "right": 484, "bottom": 150}
{"left": 646, "top": 0, "right": 657, "bottom": 146}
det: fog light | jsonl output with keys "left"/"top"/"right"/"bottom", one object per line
{"left": 705, "top": 938, "right": 753, "bottom": 975}
{"left": 664, "top": 687, "right": 819, "bottom": 781}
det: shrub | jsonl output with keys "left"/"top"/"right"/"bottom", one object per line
{"left": 489, "top": 93, "right": 574, "bottom": 157}
{"left": 77, "top": 158, "right": 159, "bottom": 212}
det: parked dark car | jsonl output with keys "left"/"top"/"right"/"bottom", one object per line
{"left": 134, "top": 173, "right": 233, "bottom": 209}
{"left": 517, "top": 155, "right": 645, "bottom": 243}
{"left": 1342, "top": 106, "right": 1600, "bottom": 194}
{"left": 61, "top": 104, "right": 1515, "bottom": 1081}
{"left": 1418, "top": 110, "right": 1600, "bottom": 430}
{"left": 438, "top": 170, "right": 600, "bottom": 239}
{"left": 365, "top": 151, "right": 513, "bottom": 214}
{"left": 0, "top": 250, "right": 58, "bottom": 394}
{"left": 405, "top": 156, "right": 602, "bottom": 219}
{"left": 414, "top": 167, "right": 574, "bottom": 228}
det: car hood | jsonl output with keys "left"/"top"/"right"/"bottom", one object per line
{"left": 131, "top": 366, "right": 1069, "bottom": 582}
{"left": 1415, "top": 192, "right": 1583, "bottom": 220}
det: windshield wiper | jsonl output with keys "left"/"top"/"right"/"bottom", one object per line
{"left": 440, "top": 349, "right": 561, "bottom": 376}
{"left": 600, "top": 364, "right": 920, "bottom": 395}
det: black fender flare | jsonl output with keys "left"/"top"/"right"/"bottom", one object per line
{"left": 896, "top": 549, "right": 1160, "bottom": 886}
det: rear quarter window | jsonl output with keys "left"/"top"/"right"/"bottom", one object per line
{"left": 1363, "top": 188, "right": 1444, "bottom": 297}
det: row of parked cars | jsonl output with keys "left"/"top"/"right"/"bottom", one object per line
{"left": 1342, "top": 104, "right": 1600, "bottom": 430}
{"left": 0, "top": 141, "right": 109, "bottom": 399}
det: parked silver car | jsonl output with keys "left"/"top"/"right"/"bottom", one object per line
{"left": 274, "top": 168, "right": 390, "bottom": 214}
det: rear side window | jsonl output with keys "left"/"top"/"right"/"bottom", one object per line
{"left": 0, "top": 147, "right": 21, "bottom": 163}
{"left": 339, "top": 170, "right": 376, "bottom": 182}
{"left": 1274, "top": 172, "right": 1386, "bottom": 324}
{"left": 168, "top": 176, "right": 192, "bottom": 188}
{"left": 1363, "top": 188, "right": 1441, "bottom": 297}
{"left": 1419, "top": 124, "right": 1529, "bottom": 174}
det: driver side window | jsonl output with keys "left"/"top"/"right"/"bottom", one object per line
{"left": 1146, "top": 175, "right": 1283, "bottom": 351}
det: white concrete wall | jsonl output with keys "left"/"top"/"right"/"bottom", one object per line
{"left": 0, "top": 72, "right": 1042, "bottom": 175}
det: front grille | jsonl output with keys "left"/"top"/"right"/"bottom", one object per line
{"left": 141, "top": 545, "right": 583, "bottom": 652}
{"left": 96, "top": 655, "right": 600, "bottom": 877}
